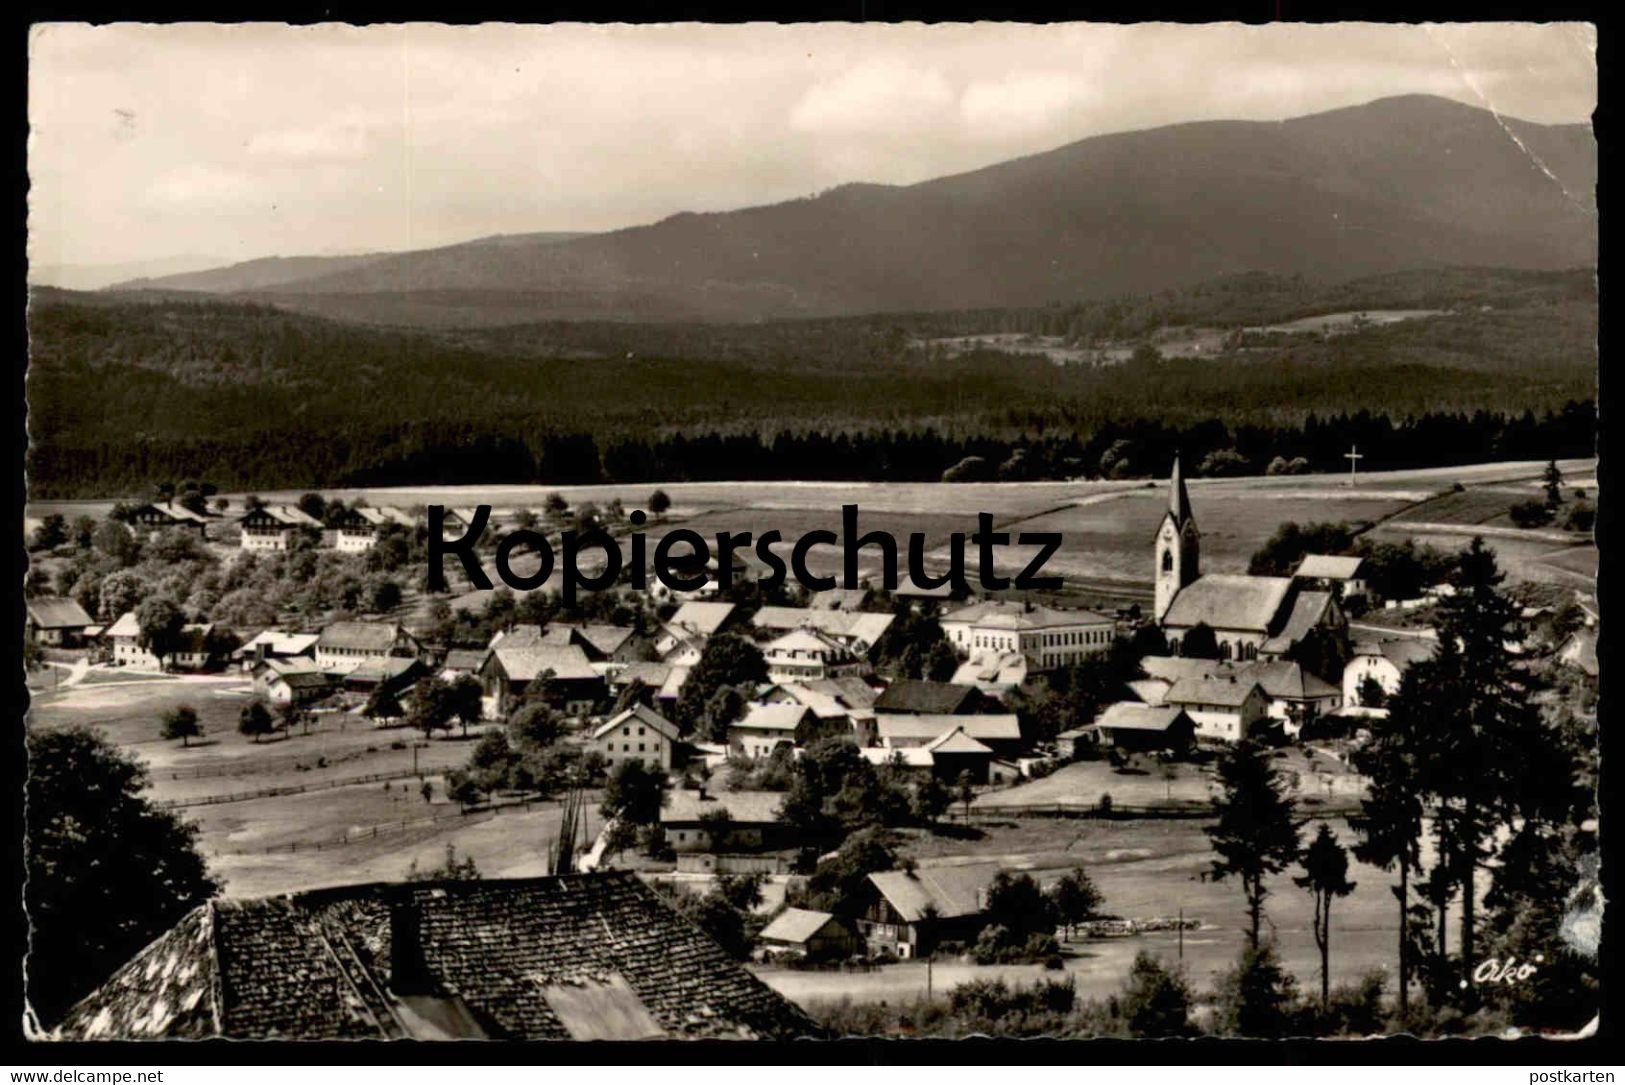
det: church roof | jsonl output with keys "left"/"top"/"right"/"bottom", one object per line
{"left": 1168, "top": 454, "right": 1194, "bottom": 525}
{"left": 1161, "top": 574, "right": 1293, "bottom": 633}
{"left": 1261, "top": 591, "right": 1336, "bottom": 654}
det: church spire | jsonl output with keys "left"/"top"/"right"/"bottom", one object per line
{"left": 1169, "top": 453, "right": 1193, "bottom": 525}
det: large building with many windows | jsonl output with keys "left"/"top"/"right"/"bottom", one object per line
{"left": 940, "top": 598, "right": 1115, "bottom": 672}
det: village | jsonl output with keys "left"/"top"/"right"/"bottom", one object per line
{"left": 22, "top": 454, "right": 1600, "bottom": 1038}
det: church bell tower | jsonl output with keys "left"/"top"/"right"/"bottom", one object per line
{"left": 1153, "top": 454, "right": 1200, "bottom": 623}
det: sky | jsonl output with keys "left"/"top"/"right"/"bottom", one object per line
{"left": 28, "top": 21, "right": 1596, "bottom": 271}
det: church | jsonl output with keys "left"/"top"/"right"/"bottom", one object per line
{"left": 1153, "top": 456, "right": 1347, "bottom": 663}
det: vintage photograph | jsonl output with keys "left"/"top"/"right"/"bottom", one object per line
{"left": 22, "top": 22, "right": 1598, "bottom": 1044}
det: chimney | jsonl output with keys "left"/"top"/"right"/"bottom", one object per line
{"left": 389, "top": 895, "right": 432, "bottom": 995}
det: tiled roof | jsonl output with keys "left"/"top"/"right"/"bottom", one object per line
{"left": 1261, "top": 591, "right": 1336, "bottom": 654}
{"left": 766, "top": 627, "right": 854, "bottom": 660}
{"left": 662, "top": 789, "right": 785, "bottom": 825}
{"left": 668, "top": 601, "right": 736, "bottom": 637}
{"left": 867, "top": 862, "right": 1002, "bottom": 923}
{"left": 243, "top": 504, "right": 321, "bottom": 528}
{"left": 55, "top": 874, "right": 818, "bottom": 1040}
{"left": 873, "top": 679, "right": 980, "bottom": 715}
{"left": 951, "top": 651, "right": 1028, "bottom": 687}
{"left": 1162, "top": 574, "right": 1294, "bottom": 633}
{"left": 1295, "top": 554, "right": 1366, "bottom": 581}
{"left": 876, "top": 713, "right": 1021, "bottom": 744}
{"left": 1141, "top": 659, "right": 1337, "bottom": 702}
{"left": 923, "top": 726, "right": 993, "bottom": 755}
{"left": 318, "top": 621, "right": 408, "bottom": 653}
{"left": 734, "top": 702, "right": 813, "bottom": 732}
{"left": 1127, "top": 677, "right": 1173, "bottom": 705}
{"left": 861, "top": 747, "right": 936, "bottom": 769}
{"left": 488, "top": 644, "right": 599, "bottom": 683}
{"left": 759, "top": 908, "right": 841, "bottom": 944}
{"left": 591, "top": 703, "right": 681, "bottom": 742}
{"left": 613, "top": 662, "right": 674, "bottom": 689}
{"left": 751, "top": 607, "right": 894, "bottom": 651}
{"left": 1352, "top": 638, "right": 1439, "bottom": 671}
{"left": 441, "top": 648, "right": 491, "bottom": 673}
{"left": 26, "top": 596, "right": 93, "bottom": 629}
{"left": 941, "top": 599, "right": 1113, "bottom": 631}
{"left": 131, "top": 502, "right": 210, "bottom": 524}
{"left": 1166, "top": 676, "right": 1262, "bottom": 709}
{"left": 807, "top": 588, "right": 871, "bottom": 611}
{"left": 233, "top": 630, "right": 320, "bottom": 657}
{"left": 1095, "top": 702, "right": 1190, "bottom": 733}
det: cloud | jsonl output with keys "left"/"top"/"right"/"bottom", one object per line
{"left": 790, "top": 61, "right": 955, "bottom": 135}
{"left": 959, "top": 72, "right": 1096, "bottom": 134}
{"left": 245, "top": 119, "right": 372, "bottom": 163}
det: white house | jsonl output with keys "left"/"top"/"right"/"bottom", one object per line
{"left": 329, "top": 506, "right": 412, "bottom": 552}
{"left": 1294, "top": 554, "right": 1371, "bottom": 601}
{"left": 1163, "top": 675, "right": 1268, "bottom": 743}
{"left": 589, "top": 703, "right": 682, "bottom": 772}
{"left": 940, "top": 599, "right": 1115, "bottom": 673}
{"left": 105, "top": 611, "right": 219, "bottom": 671}
{"left": 1342, "top": 638, "right": 1439, "bottom": 706}
{"left": 763, "top": 627, "right": 867, "bottom": 682}
{"left": 239, "top": 505, "right": 322, "bottom": 551}
{"left": 314, "top": 621, "right": 421, "bottom": 672}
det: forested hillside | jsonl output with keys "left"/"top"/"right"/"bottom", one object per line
{"left": 25, "top": 265, "right": 1595, "bottom": 497}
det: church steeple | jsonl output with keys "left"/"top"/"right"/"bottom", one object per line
{"left": 1153, "top": 454, "right": 1200, "bottom": 624}
{"left": 1168, "top": 452, "right": 1193, "bottom": 526}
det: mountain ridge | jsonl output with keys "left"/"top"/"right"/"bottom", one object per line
{"left": 102, "top": 95, "right": 1595, "bottom": 325}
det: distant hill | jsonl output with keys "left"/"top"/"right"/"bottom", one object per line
{"left": 107, "top": 94, "right": 1595, "bottom": 327}
{"left": 29, "top": 254, "right": 224, "bottom": 291}
{"left": 110, "top": 233, "right": 593, "bottom": 295}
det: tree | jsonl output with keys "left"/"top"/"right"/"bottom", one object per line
{"left": 135, "top": 597, "right": 186, "bottom": 671}
{"left": 648, "top": 489, "right": 671, "bottom": 520}
{"left": 601, "top": 761, "right": 667, "bottom": 825}
{"left": 1542, "top": 459, "right": 1564, "bottom": 506}
{"left": 925, "top": 640, "right": 960, "bottom": 683}
{"left": 716, "top": 872, "right": 766, "bottom": 912}
{"left": 911, "top": 773, "right": 951, "bottom": 826}
{"left": 1215, "top": 943, "right": 1300, "bottom": 1038}
{"left": 1357, "top": 675, "right": 1387, "bottom": 709}
{"left": 1179, "top": 622, "right": 1220, "bottom": 660}
{"left": 447, "top": 674, "right": 484, "bottom": 737}
{"left": 1206, "top": 739, "right": 1300, "bottom": 949}
{"left": 296, "top": 492, "right": 327, "bottom": 521}
{"left": 1349, "top": 692, "right": 1427, "bottom": 1019}
{"left": 30, "top": 513, "right": 69, "bottom": 551}
{"left": 1509, "top": 499, "right": 1554, "bottom": 528}
{"left": 408, "top": 677, "right": 456, "bottom": 740}
{"left": 278, "top": 699, "right": 312, "bottom": 737}
{"left": 98, "top": 569, "right": 149, "bottom": 620}
{"left": 365, "top": 685, "right": 404, "bottom": 722}
{"left": 1118, "top": 952, "right": 1191, "bottom": 1038}
{"left": 160, "top": 705, "right": 202, "bottom": 748}
{"left": 238, "top": 700, "right": 274, "bottom": 743}
{"left": 701, "top": 684, "right": 747, "bottom": 744}
{"left": 405, "top": 843, "right": 481, "bottom": 882}
{"left": 984, "top": 871, "right": 1056, "bottom": 943}
{"left": 956, "top": 770, "right": 976, "bottom": 820}
{"left": 1295, "top": 823, "right": 1357, "bottom": 1012}
{"left": 673, "top": 634, "right": 767, "bottom": 732}
{"left": 1048, "top": 866, "right": 1103, "bottom": 938}
{"left": 601, "top": 818, "right": 640, "bottom": 867}
{"left": 91, "top": 520, "right": 140, "bottom": 566}
{"left": 25, "top": 727, "right": 220, "bottom": 1023}
{"left": 941, "top": 455, "right": 991, "bottom": 483}
{"left": 509, "top": 700, "right": 565, "bottom": 751}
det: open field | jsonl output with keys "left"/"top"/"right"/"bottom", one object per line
{"left": 758, "top": 816, "right": 1409, "bottom": 1012}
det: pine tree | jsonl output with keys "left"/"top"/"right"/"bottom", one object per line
{"left": 1295, "top": 823, "right": 1357, "bottom": 1012}
{"left": 1207, "top": 739, "right": 1300, "bottom": 949}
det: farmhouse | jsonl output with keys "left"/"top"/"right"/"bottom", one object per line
{"left": 589, "top": 703, "right": 682, "bottom": 772}
{"left": 940, "top": 599, "right": 1115, "bottom": 672}
{"left": 1294, "top": 553, "right": 1371, "bottom": 601}
{"left": 729, "top": 702, "right": 820, "bottom": 760}
{"left": 660, "top": 789, "right": 789, "bottom": 853}
{"left": 253, "top": 659, "right": 337, "bottom": 706}
{"left": 1140, "top": 656, "right": 1341, "bottom": 734}
{"left": 875, "top": 712, "right": 1023, "bottom": 758}
{"left": 314, "top": 621, "right": 421, "bottom": 672}
{"left": 1154, "top": 457, "right": 1347, "bottom": 661}
{"left": 54, "top": 873, "right": 818, "bottom": 1040}
{"left": 751, "top": 606, "right": 895, "bottom": 657}
{"left": 340, "top": 656, "right": 427, "bottom": 696}
{"left": 1343, "top": 637, "right": 1439, "bottom": 706}
{"left": 873, "top": 679, "right": 985, "bottom": 716}
{"left": 755, "top": 677, "right": 878, "bottom": 744}
{"left": 437, "top": 507, "right": 482, "bottom": 541}
{"left": 125, "top": 502, "right": 209, "bottom": 536}
{"left": 25, "top": 596, "right": 93, "bottom": 646}
{"left": 105, "top": 612, "right": 221, "bottom": 671}
{"left": 856, "top": 862, "right": 1002, "bottom": 959}
{"left": 479, "top": 643, "right": 603, "bottom": 717}
{"left": 913, "top": 725, "right": 996, "bottom": 784}
{"left": 949, "top": 651, "right": 1029, "bottom": 697}
{"left": 758, "top": 909, "right": 862, "bottom": 963}
{"left": 1077, "top": 702, "right": 1196, "bottom": 755}
{"left": 239, "top": 504, "right": 322, "bottom": 551}
{"left": 232, "top": 629, "right": 319, "bottom": 671}
{"left": 329, "top": 505, "right": 412, "bottom": 552}
{"left": 763, "top": 627, "right": 868, "bottom": 682}
{"left": 1163, "top": 675, "right": 1268, "bottom": 743}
